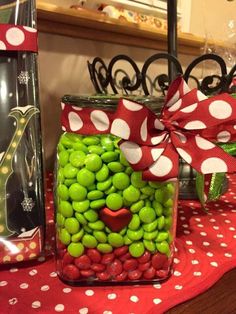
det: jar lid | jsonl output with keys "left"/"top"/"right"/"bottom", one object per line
{"left": 62, "top": 94, "right": 164, "bottom": 113}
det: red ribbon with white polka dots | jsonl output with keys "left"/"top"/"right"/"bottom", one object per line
{"left": 61, "top": 77, "right": 236, "bottom": 181}
{"left": 0, "top": 24, "right": 37, "bottom": 52}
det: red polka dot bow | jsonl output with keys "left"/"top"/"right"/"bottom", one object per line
{"left": 61, "top": 77, "right": 236, "bottom": 181}
{"left": 0, "top": 24, "right": 37, "bottom": 52}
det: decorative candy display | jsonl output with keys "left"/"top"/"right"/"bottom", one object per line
{"left": 56, "top": 77, "right": 236, "bottom": 285}
{"left": 0, "top": 0, "right": 45, "bottom": 264}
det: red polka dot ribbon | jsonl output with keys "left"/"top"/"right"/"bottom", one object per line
{"left": 61, "top": 77, "right": 236, "bottom": 181}
{"left": 0, "top": 24, "right": 38, "bottom": 52}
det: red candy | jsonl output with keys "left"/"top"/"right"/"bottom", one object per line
{"left": 156, "top": 269, "right": 169, "bottom": 278}
{"left": 151, "top": 253, "right": 168, "bottom": 270}
{"left": 99, "top": 207, "right": 132, "bottom": 232}
{"left": 90, "top": 263, "right": 106, "bottom": 272}
{"left": 123, "top": 259, "right": 138, "bottom": 271}
{"left": 101, "top": 253, "right": 115, "bottom": 265}
{"left": 86, "top": 249, "right": 101, "bottom": 263}
{"left": 143, "top": 267, "right": 156, "bottom": 279}
{"left": 137, "top": 251, "right": 151, "bottom": 264}
{"left": 106, "top": 259, "right": 123, "bottom": 276}
{"left": 62, "top": 264, "right": 80, "bottom": 280}
{"left": 74, "top": 255, "right": 91, "bottom": 270}
{"left": 96, "top": 271, "right": 111, "bottom": 281}
{"left": 62, "top": 252, "right": 74, "bottom": 266}
{"left": 119, "top": 252, "right": 132, "bottom": 262}
{"left": 116, "top": 271, "right": 128, "bottom": 281}
{"left": 128, "top": 269, "right": 142, "bottom": 280}
{"left": 138, "top": 261, "right": 150, "bottom": 272}
{"left": 114, "top": 246, "right": 129, "bottom": 257}
{"left": 80, "top": 269, "right": 95, "bottom": 277}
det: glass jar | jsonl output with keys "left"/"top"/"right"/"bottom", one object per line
{"left": 55, "top": 95, "right": 178, "bottom": 285}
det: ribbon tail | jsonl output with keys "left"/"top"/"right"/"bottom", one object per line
{"left": 208, "top": 173, "right": 227, "bottom": 201}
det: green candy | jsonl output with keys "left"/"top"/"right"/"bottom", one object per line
{"left": 84, "top": 225, "right": 93, "bottom": 233}
{"left": 90, "top": 199, "right": 106, "bottom": 209}
{"left": 69, "top": 151, "right": 86, "bottom": 167}
{"left": 163, "top": 207, "right": 172, "bottom": 216}
{"left": 88, "top": 145, "right": 104, "bottom": 155}
{"left": 56, "top": 213, "right": 65, "bottom": 227}
{"left": 59, "top": 228, "right": 71, "bottom": 245}
{"left": 130, "top": 200, "right": 144, "bottom": 213}
{"left": 140, "top": 186, "right": 155, "bottom": 196}
{"left": 85, "top": 154, "right": 102, "bottom": 172}
{"left": 131, "top": 172, "right": 147, "bottom": 188}
{"left": 71, "top": 229, "right": 84, "bottom": 242}
{"left": 108, "top": 162, "right": 125, "bottom": 173}
{"left": 125, "top": 167, "right": 133, "bottom": 175}
{"left": 123, "top": 185, "right": 140, "bottom": 202}
{"left": 140, "top": 194, "right": 149, "bottom": 200}
{"left": 152, "top": 201, "right": 163, "bottom": 216}
{"left": 148, "top": 181, "right": 162, "bottom": 189}
{"left": 105, "top": 226, "right": 112, "bottom": 234}
{"left": 101, "top": 151, "right": 118, "bottom": 163}
{"left": 64, "top": 179, "right": 77, "bottom": 187}
{"left": 72, "top": 200, "right": 90, "bottom": 213}
{"left": 58, "top": 151, "right": 69, "bottom": 167}
{"left": 93, "top": 231, "right": 107, "bottom": 243}
{"left": 155, "top": 231, "right": 169, "bottom": 242}
{"left": 84, "top": 209, "right": 98, "bottom": 222}
{"left": 166, "top": 183, "right": 175, "bottom": 194}
{"left": 87, "top": 190, "right": 104, "bottom": 200}
{"left": 64, "top": 217, "right": 80, "bottom": 234}
{"left": 156, "top": 241, "right": 170, "bottom": 255}
{"left": 77, "top": 168, "right": 95, "bottom": 187}
{"left": 96, "top": 164, "right": 109, "bottom": 182}
{"left": 69, "top": 183, "right": 87, "bottom": 201}
{"left": 119, "top": 227, "right": 127, "bottom": 236}
{"left": 107, "top": 233, "right": 124, "bottom": 247}
{"left": 106, "top": 193, "right": 123, "bottom": 210}
{"left": 57, "top": 168, "right": 64, "bottom": 183}
{"left": 104, "top": 185, "right": 117, "bottom": 195}
{"left": 112, "top": 173, "right": 130, "bottom": 190}
{"left": 124, "top": 235, "right": 132, "bottom": 245}
{"left": 63, "top": 164, "right": 78, "bottom": 179}
{"left": 82, "top": 136, "right": 100, "bottom": 146}
{"left": 82, "top": 234, "right": 98, "bottom": 248}
{"left": 97, "top": 177, "right": 112, "bottom": 191}
{"left": 97, "top": 243, "right": 113, "bottom": 253}
{"left": 119, "top": 151, "right": 130, "bottom": 166}
{"left": 143, "top": 230, "right": 158, "bottom": 241}
{"left": 87, "top": 184, "right": 96, "bottom": 191}
{"left": 88, "top": 220, "right": 105, "bottom": 230}
{"left": 163, "top": 198, "right": 174, "bottom": 208}
{"left": 73, "top": 142, "right": 88, "bottom": 153}
{"left": 75, "top": 212, "right": 88, "bottom": 225}
{"left": 139, "top": 207, "right": 156, "bottom": 223}
{"left": 157, "top": 216, "right": 165, "bottom": 230}
{"left": 128, "top": 214, "right": 140, "bottom": 230}
{"left": 143, "top": 239, "right": 156, "bottom": 252}
{"left": 127, "top": 228, "right": 143, "bottom": 241}
{"left": 59, "top": 201, "right": 73, "bottom": 217}
{"left": 58, "top": 143, "right": 65, "bottom": 152}
{"left": 60, "top": 134, "right": 73, "bottom": 148}
{"left": 57, "top": 184, "right": 69, "bottom": 201}
{"left": 67, "top": 242, "right": 84, "bottom": 257}
{"left": 154, "top": 189, "right": 165, "bottom": 203}
{"left": 101, "top": 137, "right": 114, "bottom": 151}
{"left": 129, "top": 242, "right": 145, "bottom": 257}
{"left": 143, "top": 220, "right": 158, "bottom": 232}
{"left": 165, "top": 216, "right": 173, "bottom": 230}
{"left": 145, "top": 200, "right": 152, "bottom": 207}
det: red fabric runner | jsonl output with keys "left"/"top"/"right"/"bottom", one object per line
{"left": 0, "top": 173, "right": 236, "bottom": 314}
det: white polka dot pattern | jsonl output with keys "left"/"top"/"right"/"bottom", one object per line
{"left": 1, "top": 171, "right": 236, "bottom": 314}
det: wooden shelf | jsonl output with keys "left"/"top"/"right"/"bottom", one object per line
{"left": 36, "top": 1, "right": 225, "bottom": 56}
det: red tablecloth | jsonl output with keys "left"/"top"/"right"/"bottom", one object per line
{"left": 1, "top": 173, "right": 236, "bottom": 314}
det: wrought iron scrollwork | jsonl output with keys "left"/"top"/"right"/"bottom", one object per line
{"left": 88, "top": 53, "right": 236, "bottom": 96}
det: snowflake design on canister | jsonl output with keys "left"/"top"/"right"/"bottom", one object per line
{"left": 21, "top": 197, "right": 35, "bottom": 212}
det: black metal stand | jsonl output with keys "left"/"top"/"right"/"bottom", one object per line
{"left": 167, "top": 0, "right": 178, "bottom": 81}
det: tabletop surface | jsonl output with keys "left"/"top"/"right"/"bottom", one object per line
{"left": 1, "top": 173, "right": 236, "bottom": 314}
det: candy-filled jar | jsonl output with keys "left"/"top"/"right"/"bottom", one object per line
{"left": 55, "top": 95, "right": 178, "bottom": 285}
